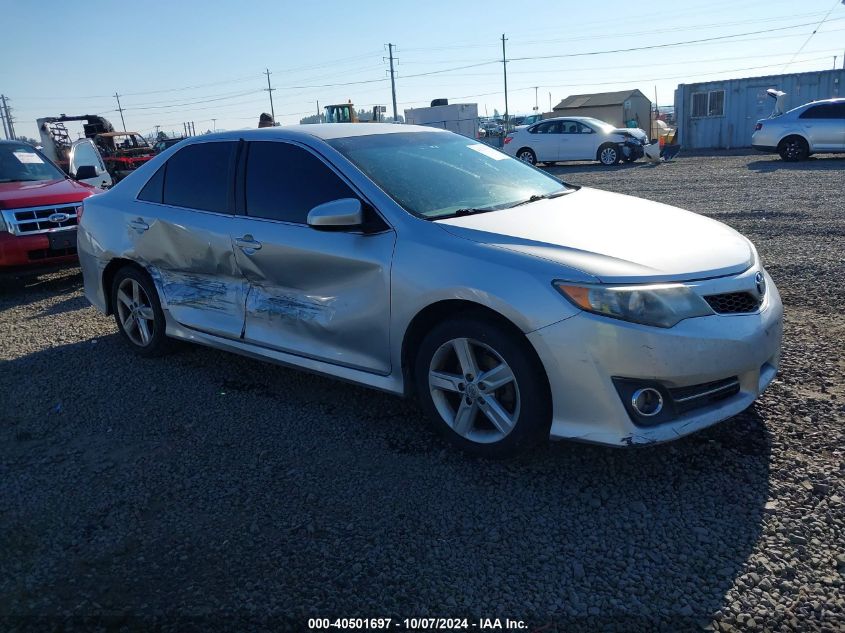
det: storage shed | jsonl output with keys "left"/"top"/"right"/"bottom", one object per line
{"left": 674, "top": 69, "right": 845, "bottom": 149}
{"left": 552, "top": 89, "right": 652, "bottom": 131}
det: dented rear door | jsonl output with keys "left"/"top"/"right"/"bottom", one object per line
{"left": 132, "top": 140, "right": 246, "bottom": 339}
{"left": 230, "top": 140, "right": 395, "bottom": 375}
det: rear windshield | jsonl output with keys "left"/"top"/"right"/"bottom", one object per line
{"left": 328, "top": 131, "right": 568, "bottom": 219}
{"left": 0, "top": 144, "right": 66, "bottom": 183}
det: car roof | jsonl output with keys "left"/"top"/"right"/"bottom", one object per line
{"left": 178, "top": 123, "right": 449, "bottom": 145}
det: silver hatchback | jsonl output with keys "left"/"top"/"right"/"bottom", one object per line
{"left": 79, "top": 124, "right": 782, "bottom": 456}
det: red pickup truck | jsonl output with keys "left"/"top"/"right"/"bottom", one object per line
{"left": 0, "top": 140, "right": 100, "bottom": 271}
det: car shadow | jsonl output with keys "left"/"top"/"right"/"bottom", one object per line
{"left": 544, "top": 160, "right": 659, "bottom": 177}
{"left": 1, "top": 334, "right": 771, "bottom": 629}
{"left": 0, "top": 267, "right": 82, "bottom": 310}
{"left": 747, "top": 154, "right": 845, "bottom": 172}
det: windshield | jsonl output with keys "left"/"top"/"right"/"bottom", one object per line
{"left": 328, "top": 131, "right": 569, "bottom": 219}
{"left": 0, "top": 143, "right": 66, "bottom": 183}
{"left": 579, "top": 117, "right": 616, "bottom": 132}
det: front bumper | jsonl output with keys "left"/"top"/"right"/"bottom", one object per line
{"left": 0, "top": 230, "right": 78, "bottom": 269}
{"left": 527, "top": 271, "right": 783, "bottom": 446}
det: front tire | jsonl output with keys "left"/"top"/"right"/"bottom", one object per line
{"left": 516, "top": 148, "right": 537, "bottom": 165}
{"left": 598, "top": 143, "right": 620, "bottom": 166}
{"left": 778, "top": 136, "right": 809, "bottom": 162}
{"left": 111, "top": 266, "right": 170, "bottom": 357}
{"left": 414, "top": 315, "right": 551, "bottom": 458}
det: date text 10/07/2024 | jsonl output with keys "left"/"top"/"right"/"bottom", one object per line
{"left": 308, "top": 618, "right": 528, "bottom": 630}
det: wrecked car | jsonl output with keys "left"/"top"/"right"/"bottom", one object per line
{"left": 503, "top": 116, "right": 650, "bottom": 166}
{"left": 78, "top": 125, "right": 782, "bottom": 456}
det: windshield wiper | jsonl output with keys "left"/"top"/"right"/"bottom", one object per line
{"left": 506, "top": 189, "right": 570, "bottom": 209}
{"left": 428, "top": 206, "right": 497, "bottom": 220}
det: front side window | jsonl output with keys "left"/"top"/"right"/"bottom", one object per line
{"left": 161, "top": 142, "right": 236, "bottom": 213}
{"left": 0, "top": 143, "right": 66, "bottom": 183}
{"left": 561, "top": 121, "right": 580, "bottom": 134}
{"left": 329, "top": 131, "right": 569, "bottom": 220}
{"left": 244, "top": 142, "right": 355, "bottom": 224}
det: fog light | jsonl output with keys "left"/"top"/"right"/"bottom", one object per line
{"left": 631, "top": 388, "right": 663, "bottom": 417}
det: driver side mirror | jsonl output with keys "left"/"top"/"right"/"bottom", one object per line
{"left": 74, "top": 165, "right": 98, "bottom": 180}
{"left": 307, "top": 198, "right": 363, "bottom": 230}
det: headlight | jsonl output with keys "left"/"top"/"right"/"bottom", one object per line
{"left": 554, "top": 282, "right": 714, "bottom": 328}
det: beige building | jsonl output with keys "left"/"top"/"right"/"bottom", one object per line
{"left": 552, "top": 89, "right": 652, "bottom": 132}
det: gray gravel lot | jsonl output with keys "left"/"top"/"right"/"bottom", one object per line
{"left": 1, "top": 152, "right": 844, "bottom": 632}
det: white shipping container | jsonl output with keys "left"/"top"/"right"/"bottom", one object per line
{"left": 403, "top": 103, "right": 479, "bottom": 138}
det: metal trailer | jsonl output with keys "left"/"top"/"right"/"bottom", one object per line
{"left": 403, "top": 103, "right": 479, "bottom": 139}
{"left": 674, "top": 69, "right": 845, "bottom": 150}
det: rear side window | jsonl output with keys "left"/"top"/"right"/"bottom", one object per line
{"left": 162, "top": 142, "right": 236, "bottom": 213}
{"left": 244, "top": 142, "right": 355, "bottom": 224}
{"left": 800, "top": 103, "right": 845, "bottom": 119}
{"left": 138, "top": 165, "right": 165, "bottom": 203}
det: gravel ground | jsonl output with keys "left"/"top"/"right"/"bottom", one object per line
{"left": 1, "top": 152, "right": 843, "bottom": 632}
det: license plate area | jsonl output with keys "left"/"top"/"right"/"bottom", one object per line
{"left": 49, "top": 229, "right": 77, "bottom": 251}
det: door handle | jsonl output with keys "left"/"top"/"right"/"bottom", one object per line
{"left": 129, "top": 218, "right": 149, "bottom": 232}
{"left": 235, "top": 235, "right": 262, "bottom": 251}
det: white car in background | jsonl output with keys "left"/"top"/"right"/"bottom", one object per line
{"left": 503, "top": 116, "right": 649, "bottom": 166}
{"left": 752, "top": 98, "right": 845, "bottom": 161}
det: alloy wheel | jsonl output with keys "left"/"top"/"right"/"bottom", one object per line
{"left": 517, "top": 150, "right": 536, "bottom": 164}
{"left": 428, "top": 337, "right": 521, "bottom": 444}
{"left": 115, "top": 278, "right": 156, "bottom": 346}
{"left": 600, "top": 147, "right": 618, "bottom": 165}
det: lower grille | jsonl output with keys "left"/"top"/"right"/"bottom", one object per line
{"left": 668, "top": 377, "right": 740, "bottom": 414}
{"left": 704, "top": 292, "right": 761, "bottom": 314}
{"left": 28, "top": 246, "right": 77, "bottom": 260}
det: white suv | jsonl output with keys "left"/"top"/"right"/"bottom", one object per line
{"left": 752, "top": 98, "right": 845, "bottom": 161}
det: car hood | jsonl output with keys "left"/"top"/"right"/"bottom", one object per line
{"left": 0, "top": 178, "right": 95, "bottom": 210}
{"left": 613, "top": 127, "right": 649, "bottom": 142}
{"left": 436, "top": 187, "right": 753, "bottom": 283}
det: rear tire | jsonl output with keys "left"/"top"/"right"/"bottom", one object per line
{"left": 598, "top": 143, "right": 621, "bottom": 166}
{"left": 778, "top": 136, "right": 809, "bottom": 162}
{"left": 413, "top": 315, "right": 551, "bottom": 458}
{"left": 516, "top": 148, "right": 537, "bottom": 165}
{"left": 111, "top": 266, "right": 170, "bottom": 357}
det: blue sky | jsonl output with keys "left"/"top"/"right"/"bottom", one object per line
{"left": 2, "top": 0, "right": 844, "bottom": 139}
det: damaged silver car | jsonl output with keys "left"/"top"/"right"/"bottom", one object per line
{"left": 79, "top": 124, "right": 782, "bottom": 456}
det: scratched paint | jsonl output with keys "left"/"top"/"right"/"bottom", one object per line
{"left": 246, "top": 286, "right": 335, "bottom": 323}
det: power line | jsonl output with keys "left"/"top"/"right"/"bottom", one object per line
{"left": 782, "top": 0, "right": 843, "bottom": 71}
{"left": 508, "top": 18, "right": 845, "bottom": 62}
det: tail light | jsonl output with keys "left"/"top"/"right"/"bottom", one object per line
{"left": 754, "top": 123, "right": 763, "bottom": 131}
{"left": 503, "top": 135, "right": 513, "bottom": 144}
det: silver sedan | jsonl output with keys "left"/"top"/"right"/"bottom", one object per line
{"left": 78, "top": 124, "right": 782, "bottom": 456}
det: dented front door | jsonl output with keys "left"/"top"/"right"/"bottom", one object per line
{"left": 228, "top": 217, "right": 395, "bottom": 375}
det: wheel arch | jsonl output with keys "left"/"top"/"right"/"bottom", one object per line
{"left": 102, "top": 258, "right": 150, "bottom": 315}
{"left": 596, "top": 141, "right": 620, "bottom": 162}
{"left": 400, "top": 299, "right": 547, "bottom": 397}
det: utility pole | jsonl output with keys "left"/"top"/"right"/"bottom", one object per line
{"left": 549, "top": 92, "right": 552, "bottom": 112}
{"left": 317, "top": 99, "right": 320, "bottom": 121}
{"left": 212, "top": 119, "right": 217, "bottom": 132}
{"left": 0, "top": 95, "right": 8, "bottom": 139}
{"left": 191, "top": 121, "right": 196, "bottom": 136}
{"left": 114, "top": 92, "right": 126, "bottom": 131}
{"left": 264, "top": 68, "right": 276, "bottom": 122}
{"left": 154, "top": 125, "right": 160, "bottom": 137}
{"left": 501, "top": 34, "right": 509, "bottom": 132}
{"left": 183, "top": 122, "right": 188, "bottom": 137}
{"left": 387, "top": 43, "right": 398, "bottom": 122}
{"left": 1, "top": 94, "right": 16, "bottom": 139}
{"left": 533, "top": 86, "right": 539, "bottom": 112}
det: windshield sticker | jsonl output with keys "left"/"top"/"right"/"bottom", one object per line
{"left": 13, "top": 151, "right": 45, "bottom": 164}
{"left": 467, "top": 143, "right": 508, "bottom": 160}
